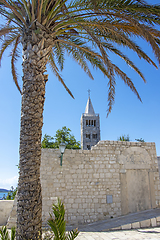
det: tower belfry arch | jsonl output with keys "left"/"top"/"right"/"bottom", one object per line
{"left": 81, "top": 91, "right": 100, "bottom": 150}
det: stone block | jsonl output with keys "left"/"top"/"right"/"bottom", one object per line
{"left": 121, "top": 224, "right": 131, "bottom": 230}
{"left": 140, "top": 219, "right": 151, "bottom": 228}
{"left": 156, "top": 216, "right": 160, "bottom": 221}
{"left": 111, "top": 226, "right": 121, "bottom": 231}
{"left": 151, "top": 218, "right": 157, "bottom": 227}
{"left": 131, "top": 222, "right": 140, "bottom": 229}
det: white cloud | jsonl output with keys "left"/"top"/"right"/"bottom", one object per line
{"left": 0, "top": 176, "right": 18, "bottom": 190}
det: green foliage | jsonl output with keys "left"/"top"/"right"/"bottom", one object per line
{"left": 118, "top": 135, "right": 130, "bottom": 141}
{"left": 42, "top": 127, "right": 81, "bottom": 149}
{"left": 47, "top": 198, "right": 79, "bottom": 240}
{"left": 41, "top": 135, "right": 56, "bottom": 148}
{"left": 1, "top": 0, "right": 160, "bottom": 114}
{"left": 5, "top": 187, "right": 17, "bottom": 200}
{"left": 0, "top": 226, "right": 16, "bottom": 240}
{"left": 135, "top": 138, "right": 145, "bottom": 142}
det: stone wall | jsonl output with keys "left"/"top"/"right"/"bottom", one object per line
{"left": 0, "top": 200, "right": 14, "bottom": 226}
{"left": 41, "top": 141, "right": 160, "bottom": 226}
{"left": 157, "top": 156, "right": 160, "bottom": 178}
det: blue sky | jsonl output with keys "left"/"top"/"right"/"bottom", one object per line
{"left": 0, "top": 0, "right": 160, "bottom": 190}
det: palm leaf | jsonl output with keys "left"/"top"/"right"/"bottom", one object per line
{"left": 48, "top": 198, "right": 79, "bottom": 240}
{"left": 0, "top": 0, "right": 160, "bottom": 116}
{"left": 0, "top": 33, "right": 18, "bottom": 65}
{"left": 21, "top": 0, "right": 32, "bottom": 22}
{"left": 0, "top": 27, "right": 15, "bottom": 37}
{"left": 66, "top": 229, "right": 79, "bottom": 240}
{"left": 11, "top": 35, "right": 22, "bottom": 94}
{"left": 10, "top": 227, "right": 16, "bottom": 240}
{"left": 53, "top": 42, "right": 65, "bottom": 70}
{"left": 48, "top": 52, "right": 74, "bottom": 99}
{"left": 0, "top": 0, "right": 26, "bottom": 25}
{"left": 0, "top": 226, "right": 9, "bottom": 240}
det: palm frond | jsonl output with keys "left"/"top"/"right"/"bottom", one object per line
{"left": 11, "top": 35, "right": 22, "bottom": 94}
{"left": 0, "top": 33, "right": 18, "bottom": 65}
{"left": 0, "top": 0, "right": 160, "bottom": 116}
{"left": 0, "top": 0, "right": 26, "bottom": 25}
{"left": 21, "top": 0, "right": 32, "bottom": 22}
{"left": 66, "top": 229, "right": 79, "bottom": 240}
{"left": 107, "top": 75, "right": 116, "bottom": 117}
{"left": 0, "top": 226, "right": 9, "bottom": 240}
{"left": 64, "top": 44, "right": 94, "bottom": 79}
{"left": 113, "top": 64, "right": 142, "bottom": 102}
{"left": 48, "top": 52, "right": 74, "bottom": 99}
{"left": 53, "top": 42, "right": 65, "bottom": 71}
{"left": 10, "top": 227, "right": 16, "bottom": 240}
{"left": 48, "top": 198, "right": 79, "bottom": 240}
{"left": 0, "top": 27, "right": 15, "bottom": 38}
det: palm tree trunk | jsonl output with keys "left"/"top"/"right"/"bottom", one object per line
{"left": 16, "top": 33, "right": 49, "bottom": 239}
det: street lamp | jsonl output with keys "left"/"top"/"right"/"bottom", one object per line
{"left": 59, "top": 142, "right": 66, "bottom": 166}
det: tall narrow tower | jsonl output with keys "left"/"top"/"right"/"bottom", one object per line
{"left": 81, "top": 91, "right": 100, "bottom": 150}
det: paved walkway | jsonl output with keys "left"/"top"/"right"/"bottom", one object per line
{"left": 76, "top": 227, "right": 160, "bottom": 240}
{"left": 67, "top": 208, "right": 160, "bottom": 239}
{"left": 67, "top": 208, "right": 160, "bottom": 232}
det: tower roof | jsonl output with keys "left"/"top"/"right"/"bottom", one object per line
{"left": 84, "top": 97, "right": 95, "bottom": 116}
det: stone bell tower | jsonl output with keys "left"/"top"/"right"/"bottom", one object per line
{"left": 81, "top": 90, "right": 100, "bottom": 150}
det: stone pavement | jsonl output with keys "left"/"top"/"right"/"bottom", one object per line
{"left": 67, "top": 208, "right": 160, "bottom": 232}
{"left": 76, "top": 227, "right": 160, "bottom": 240}
{"left": 67, "top": 208, "right": 160, "bottom": 239}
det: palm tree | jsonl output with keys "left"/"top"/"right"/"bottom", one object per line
{"left": 0, "top": 0, "right": 160, "bottom": 238}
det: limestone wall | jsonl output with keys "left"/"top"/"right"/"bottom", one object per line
{"left": 41, "top": 141, "right": 160, "bottom": 226}
{"left": 157, "top": 156, "right": 160, "bottom": 178}
{"left": 0, "top": 200, "right": 14, "bottom": 226}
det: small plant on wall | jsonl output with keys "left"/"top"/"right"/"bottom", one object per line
{"left": 0, "top": 199, "right": 78, "bottom": 240}
{"left": 47, "top": 198, "right": 79, "bottom": 240}
{"left": 0, "top": 226, "right": 16, "bottom": 240}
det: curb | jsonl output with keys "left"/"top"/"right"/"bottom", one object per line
{"left": 103, "top": 216, "right": 160, "bottom": 231}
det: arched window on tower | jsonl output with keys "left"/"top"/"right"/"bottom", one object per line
{"left": 94, "top": 120, "right": 96, "bottom": 126}
{"left": 86, "top": 134, "right": 90, "bottom": 139}
{"left": 86, "top": 120, "right": 88, "bottom": 126}
{"left": 93, "top": 134, "right": 97, "bottom": 139}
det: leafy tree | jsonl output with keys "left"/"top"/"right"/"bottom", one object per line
{"left": 42, "top": 127, "right": 81, "bottom": 149}
{"left": 135, "top": 138, "right": 145, "bottom": 142}
{"left": 5, "top": 186, "right": 17, "bottom": 200}
{"left": 118, "top": 135, "right": 130, "bottom": 141}
{"left": 54, "top": 126, "right": 81, "bottom": 149}
{"left": 0, "top": 0, "right": 160, "bottom": 238}
{"left": 41, "top": 134, "right": 55, "bottom": 148}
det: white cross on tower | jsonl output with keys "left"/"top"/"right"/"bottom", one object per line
{"left": 88, "top": 89, "right": 91, "bottom": 98}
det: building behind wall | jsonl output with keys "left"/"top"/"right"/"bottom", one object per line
{"left": 81, "top": 95, "right": 100, "bottom": 150}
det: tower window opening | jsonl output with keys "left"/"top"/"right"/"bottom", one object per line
{"left": 89, "top": 120, "right": 91, "bottom": 126}
{"left": 87, "top": 145, "right": 91, "bottom": 150}
{"left": 86, "top": 134, "right": 90, "bottom": 139}
{"left": 91, "top": 120, "right": 93, "bottom": 126}
{"left": 94, "top": 120, "right": 96, "bottom": 126}
{"left": 86, "top": 120, "right": 88, "bottom": 126}
{"left": 93, "top": 134, "right": 97, "bottom": 139}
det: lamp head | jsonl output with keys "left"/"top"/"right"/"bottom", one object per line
{"left": 59, "top": 142, "right": 66, "bottom": 154}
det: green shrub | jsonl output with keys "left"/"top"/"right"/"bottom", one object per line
{"left": 0, "top": 199, "right": 78, "bottom": 240}
{"left": 47, "top": 198, "right": 79, "bottom": 240}
{"left": 0, "top": 226, "right": 16, "bottom": 240}
{"left": 4, "top": 187, "right": 17, "bottom": 200}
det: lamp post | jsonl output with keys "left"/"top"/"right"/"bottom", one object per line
{"left": 59, "top": 142, "right": 66, "bottom": 166}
